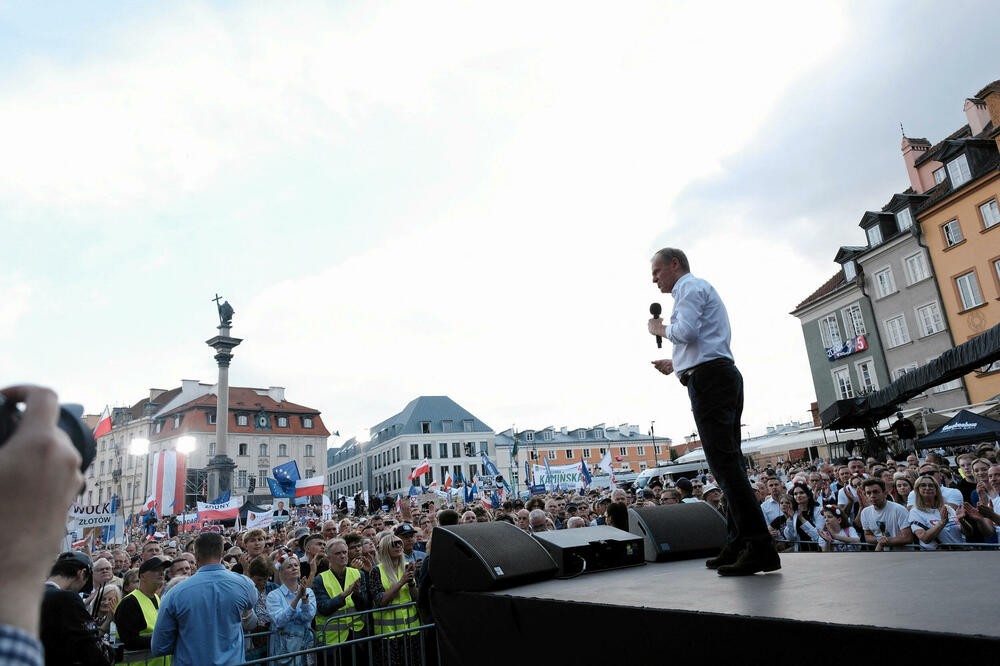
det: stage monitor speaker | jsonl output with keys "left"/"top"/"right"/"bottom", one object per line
{"left": 430, "top": 521, "right": 558, "bottom": 591}
{"left": 533, "top": 525, "right": 644, "bottom": 576}
{"left": 628, "top": 502, "right": 727, "bottom": 562}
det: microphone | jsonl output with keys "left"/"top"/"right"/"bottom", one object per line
{"left": 649, "top": 303, "right": 662, "bottom": 348}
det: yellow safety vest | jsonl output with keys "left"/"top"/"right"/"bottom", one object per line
{"left": 372, "top": 563, "right": 419, "bottom": 638}
{"left": 116, "top": 589, "right": 170, "bottom": 666}
{"left": 315, "top": 568, "right": 365, "bottom": 645}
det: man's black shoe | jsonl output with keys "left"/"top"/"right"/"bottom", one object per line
{"left": 716, "top": 542, "right": 780, "bottom": 576}
{"left": 705, "top": 542, "right": 741, "bottom": 569}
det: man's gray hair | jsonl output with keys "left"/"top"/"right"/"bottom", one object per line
{"left": 652, "top": 247, "right": 690, "bottom": 272}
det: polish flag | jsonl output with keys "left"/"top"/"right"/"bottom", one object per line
{"left": 409, "top": 458, "right": 430, "bottom": 480}
{"left": 444, "top": 473, "right": 453, "bottom": 491}
{"left": 151, "top": 450, "right": 187, "bottom": 517}
{"left": 93, "top": 406, "right": 112, "bottom": 439}
{"left": 141, "top": 496, "right": 156, "bottom": 514}
{"left": 295, "top": 476, "right": 324, "bottom": 497}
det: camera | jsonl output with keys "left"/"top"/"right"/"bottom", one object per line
{"left": 0, "top": 395, "right": 97, "bottom": 473}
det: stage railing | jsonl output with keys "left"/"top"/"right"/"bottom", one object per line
{"left": 775, "top": 538, "right": 1000, "bottom": 551}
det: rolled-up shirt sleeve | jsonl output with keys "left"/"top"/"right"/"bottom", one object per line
{"left": 665, "top": 281, "right": 703, "bottom": 345}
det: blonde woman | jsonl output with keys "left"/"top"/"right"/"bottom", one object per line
{"left": 369, "top": 534, "right": 420, "bottom": 665}
{"left": 909, "top": 476, "right": 962, "bottom": 550}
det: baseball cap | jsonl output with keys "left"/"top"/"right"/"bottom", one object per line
{"left": 394, "top": 524, "right": 417, "bottom": 537}
{"left": 293, "top": 527, "right": 310, "bottom": 540}
{"left": 702, "top": 483, "right": 721, "bottom": 495}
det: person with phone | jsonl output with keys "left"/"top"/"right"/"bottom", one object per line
{"left": 370, "top": 534, "right": 420, "bottom": 663}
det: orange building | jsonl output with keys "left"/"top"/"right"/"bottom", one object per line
{"left": 904, "top": 80, "right": 1000, "bottom": 402}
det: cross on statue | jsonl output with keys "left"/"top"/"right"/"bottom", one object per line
{"left": 212, "top": 294, "right": 235, "bottom": 327}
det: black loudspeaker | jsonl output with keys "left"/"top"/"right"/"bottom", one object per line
{"left": 628, "top": 502, "right": 728, "bottom": 562}
{"left": 532, "top": 525, "right": 644, "bottom": 576}
{"left": 429, "top": 522, "right": 558, "bottom": 591}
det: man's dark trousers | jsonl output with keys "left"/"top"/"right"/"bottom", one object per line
{"left": 686, "top": 360, "right": 769, "bottom": 547}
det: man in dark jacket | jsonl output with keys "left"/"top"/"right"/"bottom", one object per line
{"left": 40, "top": 552, "right": 114, "bottom": 665}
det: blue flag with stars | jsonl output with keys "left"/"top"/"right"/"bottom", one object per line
{"left": 272, "top": 460, "right": 300, "bottom": 496}
{"left": 267, "top": 477, "right": 295, "bottom": 498}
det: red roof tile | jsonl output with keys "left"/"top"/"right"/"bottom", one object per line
{"left": 793, "top": 271, "right": 845, "bottom": 311}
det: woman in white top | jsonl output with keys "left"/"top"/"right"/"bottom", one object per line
{"left": 782, "top": 483, "right": 822, "bottom": 552}
{"left": 909, "top": 476, "right": 963, "bottom": 550}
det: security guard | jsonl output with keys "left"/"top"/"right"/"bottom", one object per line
{"left": 114, "top": 556, "right": 171, "bottom": 665}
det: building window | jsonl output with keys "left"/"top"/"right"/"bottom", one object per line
{"left": 410, "top": 444, "right": 419, "bottom": 460}
{"left": 421, "top": 422, "right": 431, "bottom": 434}
{"left": 995, "top": 258, "right": 1000, "bottom": 286}
{"left": 832, "top": 367, "right": 854, "bottom": 399}
{"left": 583, "top": 448, "right": 591, "bottom": 458}
{"left": 463, "top": 419, "right": 473, "bottom": 432}
{"left": 238, "top": 470, "right": 247, "bottom": 487}
{"left": 423, "top": 443, "right": 433, "bottom": 459}
{"left": 452, "top": 442, "right": 461, "bottom": 457}
{"left": 258, "top": 443, "right": 267, "bottom": 456}
{"left": 956, "top": 271, "right": 984, "bottom": 310}
{"left": 442, "top": 421, "right": 452, "bottom": 433}
{"left": 277, "top": 416, "right": 288, "bottom": 428}
{"left": 305, "top": 444, "right": 313, "bottom": 457}
{"left": 904, "top": 252, "right": 930, "bottom": 285}
{"left": 530, "top": 450, "right": 538, "bottom": 461}
{"left": 916, "top": 302, "right": 945, "bottom": 336}
{"left": 524, "top": 432, "right": 534, "bottom": 442}
{"left": 884, "top": 315, "right": 910, "bottom": 348}
{"left": 302, "top": 417, "right": 313, "bottom": 429}
{"left": 577, "top": 430, "right": 586, "bottom": 440}
{"left": 237, "top": 414, "right": 248, "bottom": 426}
{"left": 594, "top": 429, "right": 604, "bottom": 438}
{"left": 818, "top": 315, "right": 842, "bottom": 348}
{"left": 933, "top": 167, "right": 946, "bottom": 184}
{"left": 238, "top": 442, "right": 248, "bottom": 456}
{"left": 127, "top": 454, "right": 134, "bottom": 469}
{"left": 479, "top": 441, "right": 488, "bottom": 455}
{"left": 637, "top": 446, "right": 646, "bottom": 456}
{"left": 207, "top": 412, "right": 217, "bottom": 425}
{"left": 874, "top": 268, "right": 896, "bottom": 298}
{"left": 548, "top": 450, "right": 556, "bottom": 460}
{"left": 943, "top": 219, "right": 963, "bottom": 247}
{"left": 599, "top": 448, "right": 606, "bottom": 455}
{"left": 842, "top": 304, "right": 866, "bottom": 337}
{"left": 173, "top": 414, "right": 181, "bottom": 429}
{"left": 278, "top": 443, "right": 287, "bottom": 456}
{"left": 565, "top": 449, "right": 573, "bottom": 458}
{"left": 895, "top": 208, "right": 913, "bottom": 231}
{"left": 655, "top": 445, "right": 662, "bottom": 455}
{"left": 208, "top": 442, "right": 216, "bottom": 456}
{"left": 855, "top": 358, "right": 878, "bottom": 393}
{"left": 979, "top": 199, "right": 1000, "bottom": 229}
{"left": 542, "top": 430, "right": 552, "bottom": 441}
{"left": 439, "top": 442, "right": 448, "bottom": 458}
{"left": 155, "top": 422, "right": 162, "bottom": 434}
{"left": 866, "top": 225, "right": 882, "bottom": 247}
{"left": 259, "top": 470, "right": 268, "bottom": 488}
{"left": 619, "top": 447, "right": 627, "bottom": 457}
{"left": 100, "top": 461, "right": 105, "bottom": 475}
{"left": 946, "top": 154, "right": 971, "bottom": 188}
{"left": 843, "top": 260, "right": 856, "bottom": 281}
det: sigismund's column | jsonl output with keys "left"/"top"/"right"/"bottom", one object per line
{"left": 205, "top": 295, "right": 241, "bottom": 501}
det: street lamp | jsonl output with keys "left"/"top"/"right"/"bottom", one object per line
{"left": 650, "top": 421, "right": 659, "bottom": 467}
{"left": 130, "top": 438, "right": 151, "bottom": 516}
{"left": 177, "top": 436, "right": 196, "bottom": 454}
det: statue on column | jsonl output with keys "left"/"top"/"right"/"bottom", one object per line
{"left": 213, "top": 294, "right": 235, "bottom": 327}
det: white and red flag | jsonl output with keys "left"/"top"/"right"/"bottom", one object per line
{"left": 151, "top": 450, "right": 187, "bottom": 517}
{"left": 93, "top": 406, "right": 112, "bottom": 439}
{"left": 408, "top": 458, "right": 430, "bottom": 480}
{"left": 295, "top": 476, "right": 324, "bottom": 497}
{"left": 196, "top": 496, "right": 242, "bottom": 521}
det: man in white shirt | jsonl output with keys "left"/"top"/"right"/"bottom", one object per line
{"left": 859, "top": 479, "right": 912, "bottom": 551}
{"left": 759, "top": 478, "right": 785, "bottom": 525}
{"left": 648, "top": 248, "right": 778, "bottom": 576}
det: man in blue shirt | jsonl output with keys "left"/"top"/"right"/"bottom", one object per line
{"left": 647, "top": 247, "right": 779, "bottom": 576}
{"left": 151, "top": 532, "right": 257, "bottom": 665}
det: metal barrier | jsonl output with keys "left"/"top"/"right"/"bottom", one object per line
{"left": 775, "top": 538, "right": 1000, "bottom": 551}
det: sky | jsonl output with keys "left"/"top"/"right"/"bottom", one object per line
{"left": 3, "top": 1, "right": 999, "bottom": 448}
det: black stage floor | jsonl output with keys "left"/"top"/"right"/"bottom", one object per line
{"left": 431, "top": 552, "right": 1000, "bottom": 663}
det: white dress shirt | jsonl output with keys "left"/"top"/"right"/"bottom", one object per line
{"left": 664, "top": 273, "right": 734, "bottom": 374}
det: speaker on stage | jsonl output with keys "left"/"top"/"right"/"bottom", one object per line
{"left": 628, "top": 502, "right": 727, "bottom": 562}
{"left": 429, "top": 521, "right": 558, "bottom": 591}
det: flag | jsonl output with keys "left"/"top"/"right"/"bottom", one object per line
{"left": 444, "top": 473, "right": 453, "bottom": 491}
{"left": 463, "top": 477, "right": 478, "bottom": 503}
{"left": 409, "top": 458, "right": 430, "bottom": 480}
{"left": 492, "top": 490, "right": 502, "bottom": 508}
{"left": 511, "top": 431, "right": 519, "bottom": 458}
{"left": 93, "top": 406, "right": 112, "bottom": 439}
{"left": 140, "top": 495, "right": 156, "bottom": 514}
{"left": 525, "top": 460, "right": 531, "bottom": 486}
{"left": 196, "top": 496, "right": 243, "bottom": 521}
{"left": 151, "top": 450, "right": 187, "bottom": 516}
{"left": 482, "top": 493, "right": 494, "bottom": 509}
{"left": 482, "top": 452, "right": 511, "bottom": 493}
{"left": 408, "top": 485, "right": 421, "bottom": 496}
{"left": 599, "top": 450, "right": 617, "bottom": 486}
{"left": 267, "top": 477, "right": 295, "bottom": 498}
{"left": 295, "top": 476, "right": 324, "bottom": 497}
{"left": 579, "top": 458, "right": 592, "bottom": 487}
{"left": 272, "top": 461, "right": 300, "bottom": 496}
{"left": 209, "top": 489, "right": 231, "bottom": 505}
{"left": 543, "top": 456, "right": 554, "bottom": 492}
{"left": 246, "top": 510, "right": 272, "bottom": 529}
{"left": 321, "top": 494, "right": 332, "bottom": 521}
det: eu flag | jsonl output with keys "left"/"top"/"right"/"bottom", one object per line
{"left": 267, "top": 477, "right": 295, "bottom": 498}
{"left": 273, "top": 461, "right": 301, "bottom": 484}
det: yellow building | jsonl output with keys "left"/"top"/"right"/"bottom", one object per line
{"left": 909, "top": 81, "right": 1000, "bottom": 402}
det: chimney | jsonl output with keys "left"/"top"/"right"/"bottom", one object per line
{"left": 976, "top": 80, "right": 1000, "bottom": 152}
{"left": 964, "top": 98, "right": 991, "bottom": 136}
{"left": 810, "top": 402, "right": 821, "bottom": 427}
{"left": 149, "top": 388, "right": 167, "bottom": 401}
{"left": 901, "top": 136, "right": 932, "bottom": 193}
{"left": 181, "top": 379, "right": 200, "bottom": 394}
{"left": 267, "top": 386, "right": 286, "bottom": 403}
